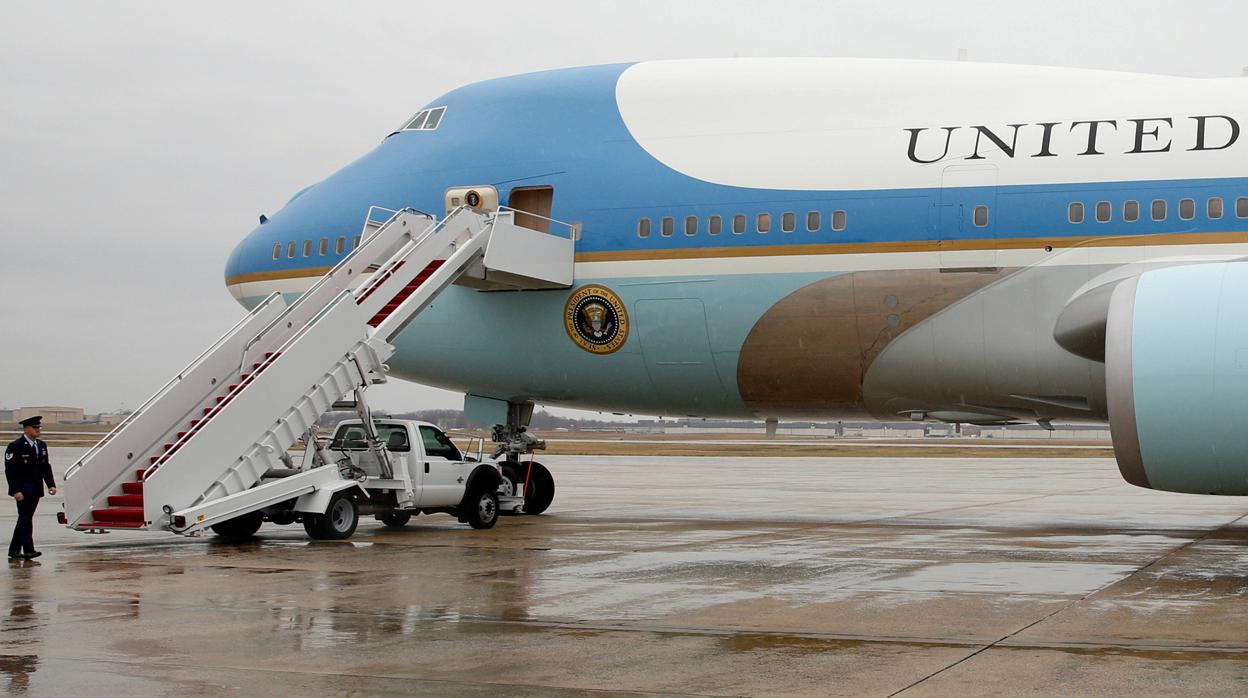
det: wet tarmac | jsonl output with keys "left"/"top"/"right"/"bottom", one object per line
{"left": 2, "top": 451, "right": 1247, "bottom": 696}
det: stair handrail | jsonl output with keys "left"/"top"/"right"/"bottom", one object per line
{"left": 236, "top": 207, "right": 433, "bottom": 373}
{"left": 65, "top": 291, "right": 286, "bottom": 482}
{"left": 494, "top": 206, "right": 579, "bottom": 240}
{"left": 144, "top": 288, "right": 363, "bottom": 484}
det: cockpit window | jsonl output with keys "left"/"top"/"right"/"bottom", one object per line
{"left": 398, "top": 106, "right": 447, "bottom": 132}
{"left": 423, "top": 106, "right": 446, "bottom": 129}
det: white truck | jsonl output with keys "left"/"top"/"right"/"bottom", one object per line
{"left": 209, "top": 419, "right": 517, "bottom": 541}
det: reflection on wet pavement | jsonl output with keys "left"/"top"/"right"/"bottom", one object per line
{"left": 0, "top": 453, "right": 1246, "bottom": 695}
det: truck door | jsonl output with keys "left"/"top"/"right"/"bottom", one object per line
{"left": 416, "top": 425, "right": 465, "bottom": 507}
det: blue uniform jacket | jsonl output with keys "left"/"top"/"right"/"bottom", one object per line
{"left": 5, "top": 437, "right": 56, "bottom": 498}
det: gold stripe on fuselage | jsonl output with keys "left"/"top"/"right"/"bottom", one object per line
{"left": 223, "top": 231, "right": 1248, "bottom": 286}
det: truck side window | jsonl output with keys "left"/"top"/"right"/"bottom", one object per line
{"left": 419, "top": 426, "right": 462, "bottom": 460}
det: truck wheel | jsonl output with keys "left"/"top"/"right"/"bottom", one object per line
{"left": 466, "top": 490, "right": 499, "bottom": 530}
{"left": 211, "top": 511, "right": 263, "bottom": 540}
{"left": 378, "top": 512, "right": 412, "bottom": 528}
{"left": 304, "top": 492, "right": 359, "bottom": 540}
{"left": 521, "top": 461, "right": 555, "bottom": 515}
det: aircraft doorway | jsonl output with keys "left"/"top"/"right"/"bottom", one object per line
{"left": 932, "top": 165, "right": 997, "bottom": 270}
{"left": 508, "top": 186, "right": 554, "bottom": 233}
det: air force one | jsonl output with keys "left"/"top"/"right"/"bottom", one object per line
{"left": 223, "top": 58, "right": 1248, "bottom": 497}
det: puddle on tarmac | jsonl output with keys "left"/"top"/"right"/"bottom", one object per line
{"left": 864, "top": 561, "right": 1136, "bottom": 595}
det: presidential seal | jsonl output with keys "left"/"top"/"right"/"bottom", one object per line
{"left": 564, "top": 285, "right": 628, "bottom": 354}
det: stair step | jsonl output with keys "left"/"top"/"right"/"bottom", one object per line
{"left": 227, "top": 384, "right": 239, "bottom": 391}
{"left": 122, "top": 482, "right": 144, "bottom": 494}
{"left": 107, "top": 494, "right": 144, "bottom": 507}
{"left": 81, "top": 521, "right": 144, "bottom": 530}
{"left": 92, "top": 508, "right": 145, "bottom": 523}
{"left": 137, "top": 468, "right": 151, "bottom": 479}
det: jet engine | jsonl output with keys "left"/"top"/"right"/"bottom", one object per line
{"left": 1105, "top": 262, "right": 1248, "bottom": 495}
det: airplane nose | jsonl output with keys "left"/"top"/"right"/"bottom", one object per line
{"left": 224, "top": 223, "right": 264, "bottom": 307}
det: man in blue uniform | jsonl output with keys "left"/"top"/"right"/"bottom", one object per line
{"left": 6, "top": 416, "right": 56, "bottom": 560}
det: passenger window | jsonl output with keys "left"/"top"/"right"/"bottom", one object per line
{"left": 302, "top": 240, "right": 313, "bottom": 257}
{"left": 286, "top": 241, "right": 296, "bottom": 258}
{"left": 1179, "top": 198, "right": 1195, "bottom": 220}
{"left": 756, "top": 213, "right": 771, "bottom": 233}
{"left": 974, "top": 205, "right": 990, "bottom": 227}
{"left": 831, "top": 210, "right": 847, "bottom": 231}
{"left": 708, "top": 215, "right": 722, "bottom": 235}
{"left": 732, "top": 214, "right": 746, "bottom": 234}
{"left": 661, "top": 217, "right": 674, "bottom": 237}
{"left": 1095, "top": 201, "right": 1111, "bottom": 223}
{"left": 1237, "top": 197, "right": 1248, "bottom": 218}
{"left": 781, "top": 212, "right": 796, "bottom": 233}
{"left": 637, "top": 218, "right": 652, "bottom": 238}
{"left": 1068, "top": 202, "right": 1085, "bottom": 224}
{"left": 1123, "top": 200, "right": 1140, "bottom": 222}
{"left": 335, "top": 237, "right": 346, "bottom": 254}
{"left": 684, "top": 216, "right": 698, "bottom": 236}
{"left": 1151, "top": 199, "right": 1167, "bottom": 221}
{"left": 1208, "top": 197, "right": 1224, "bottom": 219}
{"left": 806, "top": 211, "right": 820, "bottom": 232}
{"left": 271, "top": 242, "right": 281, "bottom": 260}
{"left": 318, "top": 238, "right": 328, "bottom": 256}
{"left": 353, "top": 235, "right": 362, "bottom": 249}
{"left": 419, "top": 425, "right": 461, "bottom": 460}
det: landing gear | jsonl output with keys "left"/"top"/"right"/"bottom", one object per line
{"left": 502, "top": 460, "right": 555, "bottom": 515}
{"left": 304, "top": 491, "right": 359, "bottom": 540}
{"left": 490, "top": 400, "right": 556, "bottom": 516}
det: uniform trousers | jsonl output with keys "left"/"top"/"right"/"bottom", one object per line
{"left": 8, "top": 496, "right": 39, "bottom": 556}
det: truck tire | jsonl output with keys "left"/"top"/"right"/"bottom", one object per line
{"left": 211, "top": 511, "right": 263, "bottom": 540}
{"left": 521, "top": 461, "right": 555, "bottom": 515}
{"left": 466, "top": 490, "right": 499, "bottom": 530}
{"left": 378, "top": 512, "right": 412, "bottom": 528}
{"left": 304, "top": 492, "right": 359, "bottom": 540}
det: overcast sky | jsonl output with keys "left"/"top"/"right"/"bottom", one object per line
{"left": 1, "top": 0, "right": 1245, "bottom": 417}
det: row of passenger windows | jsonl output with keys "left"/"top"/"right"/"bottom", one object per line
{"left": 1069, "top": 196, "right": 1248, "bottom": 224}
{"left": 638, "top": 210, "right": 849, "bottom": 238}
{"left": 271, "top": 235, "right": 364, "bottom": 260}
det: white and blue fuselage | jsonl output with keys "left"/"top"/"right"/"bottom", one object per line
{"left": 224, "top": 58, "right": 1248, "bottom": 430}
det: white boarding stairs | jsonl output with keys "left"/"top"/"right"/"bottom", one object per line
{"left": 63, "top": 206, "right": 573, "bottom": 534}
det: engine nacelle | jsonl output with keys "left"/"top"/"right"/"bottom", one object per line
{"left": 1106, "top": 262, "right": 1248, "bottom": 495}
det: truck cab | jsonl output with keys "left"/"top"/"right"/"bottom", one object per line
{"left": 323, "top": 419, "right": 483, "bottom": 510}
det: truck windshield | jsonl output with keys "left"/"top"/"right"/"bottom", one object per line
{"left": 329, "top": 424, "right": 410, "bottom": 452}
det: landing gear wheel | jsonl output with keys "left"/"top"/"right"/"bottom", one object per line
{"left": 378, "top": 512, "right": 412, "bottom": 528}
{"left": 304, "top": 492, "right": 359, "bottom": 540}
{"left": 498, "top": 463, "right": 520, "bottom": 514}
{"left": 466, "top": 490, "right": 499, "bottom": 530}
{"left": 211, "top": 511, "right": 263, "bottom": 540}
{"left": 519, "top": 461, "right": 555, "bottom": 515}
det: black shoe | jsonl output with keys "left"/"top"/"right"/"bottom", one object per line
{"left": 22, "top": 551, "right": 41, "bottom": 560}
{"left": 7, "top": 552, "right": 21, "bottom": 560}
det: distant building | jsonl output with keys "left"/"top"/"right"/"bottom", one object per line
{"left": 96, "top": 411, "right": 131, "bottom": 426}
{"left": 12, "top": 406, "right": 84, "bottom": 424}
{"left": 0, "top": 409, "right": 12, "bottom": 423}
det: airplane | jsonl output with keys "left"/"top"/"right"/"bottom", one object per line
{"left": 223, "top": 58, "right": 1248, "bottom": 498}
